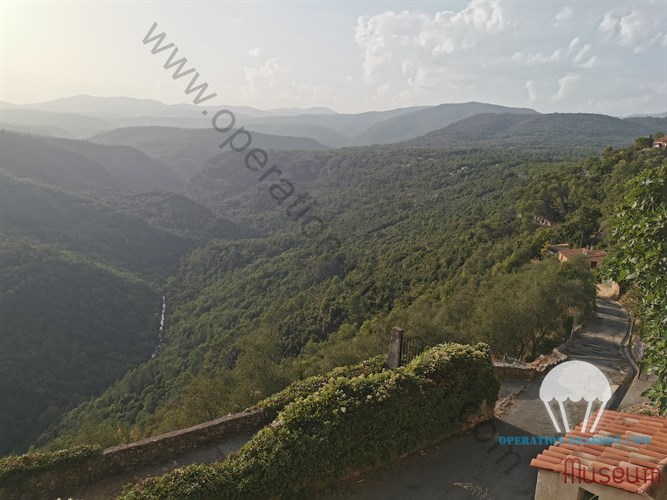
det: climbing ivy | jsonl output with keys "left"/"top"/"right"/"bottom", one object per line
{"left": 0, "top": 446, "right": 101, "bottom": 486}
{"left": 604, "top": 160, "right": 667, "bottom": 413}
{"left": 120, "top": 343, "right": 499, "bottom": 499}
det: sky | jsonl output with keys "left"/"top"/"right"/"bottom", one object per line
{"left": 1, "top": 0, "right": 666, "bottom": 115}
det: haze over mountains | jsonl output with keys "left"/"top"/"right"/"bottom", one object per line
{"left": 2, "top": 95, "right": 665, "bottom": 158}
{"left": 402, "top": 113, "right": 667, "bottom": 151}
{"left": 2, "top": 95, "right": 665, "bottom": 193}
{"left": 0, "top": 95, "right": 666, "bottom": 148}
{"left": 90, "top": 126, "right": 329, "bottom": 178}
{"left": 1, "top": 96, "right": 665, "bottom": 194}
{"left": 1, "top": 94, "right": 665, "bottom": 455}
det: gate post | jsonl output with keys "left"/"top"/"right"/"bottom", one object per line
{"left": 387, "top": 327, "right": 404, "bottom": 368}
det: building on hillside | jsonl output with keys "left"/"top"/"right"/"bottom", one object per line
{"left": 531, "top": 410, "right": 667, "bottom": 500}
{"left": 549, "top": 243, "right": 571, "bottom": 255}
{"left": 653, "top": 137, "right": 667, "bottom": 149}
{"left": 558, "top": 248, "right": 607, "bottom": 269}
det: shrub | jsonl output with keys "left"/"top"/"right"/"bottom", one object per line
{"left": 0, "top": 445, "right": 102, "bottom": 486}
{"left": 255, "top": 354, "right": 387, "bottom": 416}
{"left": 121, "top": 342, "right": 498, "bottom": 499}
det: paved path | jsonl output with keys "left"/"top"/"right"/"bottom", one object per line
{"left": 562, "top": 299, "right": 631, "bottom": 395}
{"left": 323, "top": 299, "right": 633, "bottom": 500}
{"left": 67, "top": 432, "right": 253, "bottom": 499}
{"left": 67, "top": 300, "right": 634, "bottom": 499}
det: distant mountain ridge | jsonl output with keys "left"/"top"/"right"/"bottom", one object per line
{"left": 0, "top": 95, "right": 337, "bottom": 118}
{"left": 3, "top": 95, "right": 664, "bottom": 152}
{"left": 0, "top": 130, "right": 181, "bottom": 192}
{"left": 0, "top": 109, "right": 113, "bottom": 138}
{"left": 625, "top": 111, "right": 667, "bottom": 118}
{"left": 403, "top": 112, "right": 667, "bottom": 152}
{"left": 91, "top": 126, "right": 330, "bottom": 177}
{"left": 355, "top": 101, "right": 539, "bottom": 145}
{"left": 2, "top": 96, "right": 538, "bottom": 147}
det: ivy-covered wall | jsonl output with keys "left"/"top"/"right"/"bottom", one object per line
{"left": 0, "top": 410, "right": 269, "bottom": 499}
{"left": 122, "top": 342, "right": 499, "bottom": 499}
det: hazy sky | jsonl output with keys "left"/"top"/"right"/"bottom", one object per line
{"left": 1, "top": 1, "right": 666, "bottom": 115}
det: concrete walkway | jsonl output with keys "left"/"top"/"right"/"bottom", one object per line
{"left": 323, "top": 299, "right": 634, "bottom": 500}
{"left": 619, "top": 373, "right": 658, "bottom": 410}
{"left": 67, "top": 432, "right": 254, "bottom": 499}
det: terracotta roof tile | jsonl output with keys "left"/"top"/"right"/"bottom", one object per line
{"left": 558, "top": 248, "right": 607, "bottom": 259}
{"left": 530, "top": 410, "right": 667, "bottom": 497}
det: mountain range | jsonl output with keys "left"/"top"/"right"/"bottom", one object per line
{"left": 3, "top": 96, "right": 665, "bottom": 151}
{"left": 1, "top": 96, "right": 535, "bottom": 146}
{"left": 1, "top": 95, "right": 665, "bottom": 455}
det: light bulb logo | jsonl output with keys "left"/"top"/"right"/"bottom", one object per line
{"left": 539, "top": 360, "right": 612, "bottom": 434}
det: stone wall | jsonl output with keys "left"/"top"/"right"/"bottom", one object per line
{"left": 0, "top": 409, "right": 271, "bottom": 500}
{"left": 493, "top": 364, "right": 538, "bottom": 379}
{"left": 493, "top": 348, "right": 568, "bottom": 380}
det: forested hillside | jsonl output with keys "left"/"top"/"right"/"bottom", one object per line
{"left": 0, "top": 143, "right": 252, "bottom": 453}
{"left": 0, "top": 175, "right": 246, "bottom": 277}
{"left": 40, "top": 137, "right": 666, "bottom": 450}
{"left": 355, "top": 101, "right": 537, "bottom": 145}
{"left": 91, "top": 126, "right": 330, "bottom": 178}
{"left": 0, "top": 240, "right": 159, "bottom": 454}
{"left": 1, "top": 130, "right": 181, "bottom": 192}
{"left": 1, "top": 114, "right": 664, "bottom": 456}
{"left": 405, "top": 113, "right": 667, "bottom": 153}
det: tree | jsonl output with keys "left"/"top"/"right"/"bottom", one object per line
{"left": 633, "top": 136, "right": 654, "bottom": 149}
{"left": 604, "top": 161, "right": 667, "bottom": 414}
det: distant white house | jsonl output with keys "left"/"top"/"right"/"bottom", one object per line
{"left": 652, "top": 137, "right": 667, "bottom": 149}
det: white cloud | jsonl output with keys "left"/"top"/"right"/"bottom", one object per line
{"left": 235, "top": 57, "right": 336, "bottom": 109}
{"left": 572, "top": 44, "right": 599, "bottom": 68}
{"left": 552, "top": 73, "right": 580, "bottom": 101}
{"left": 640, "top": 81, "right": 667, "bottom": 95}
{"left": 376, "top": 82, "right": 391, "bottom": 96}
{"left": 525, "top": 80, "right": 538, "bottom": 103}
{"left": 247, "top": 47, "right": 261, "bottom": 57}
{"left": 355, "top": 0, "right": 508, "bottom": 87}
{"left": 350, "top": 1, "right": 664, "bottom": 112}
{"left": 556, "top": 6, "right": 573, "bottom": 21}
{"left": 510, "top": 40, "right": 599, "bottom": 69}
{"left": 512, "top": 49, "right": 563, "bottom": 64}
{"left": 599, "top": 9, "right": 666, "bottom": 53}
{"left": 243, "top": 58, "right": 283, "bottom": 96}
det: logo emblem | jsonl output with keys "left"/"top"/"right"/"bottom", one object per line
{"left": 539, "top": 360, "right": 612, "bottom": 433}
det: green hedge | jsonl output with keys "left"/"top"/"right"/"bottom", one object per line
{"left": 255, "top": 354, "right": 387, "bottom": 416}
{"left": 0, "top": 445, "right": 102, "bottom": 486}
{"left": 121, "top": 342, "right": 499, "bottom": 499}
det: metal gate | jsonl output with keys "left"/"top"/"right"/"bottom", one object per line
{"left": 387, "top": 327, "right": 426, "bottom": 368}
{"left": 400, "top": 335, "right": 426, "bottom": 366}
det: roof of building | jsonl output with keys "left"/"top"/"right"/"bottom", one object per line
{"left": 558, "top": 248, "right": 608, "bottom": 259}
{"left": 549, "top": 243, "right": 570, "bottom": 252}
{"left": 531, "top": 410, "right": 667, "bottom": 497}
{"left": 653, "top": 137, "right": 667, "bottom": 144}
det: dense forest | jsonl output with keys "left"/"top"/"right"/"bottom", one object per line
{"left": 0, "top": 240, "right": 159, "bottom": 453}
{"left": 1, "top": 119, "right": 665, "bottom": 455}
{"left": 0, "top": 143, "right": 252, "bottom": 453}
